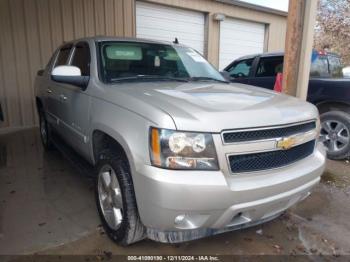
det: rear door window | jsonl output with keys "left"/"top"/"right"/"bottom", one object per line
{"left": 55, "top": 44, "right": 73, "bottom": 67}
{"left": 226, "top": 59, "right": 253, "bottom": 78}
{"left": 256, "top": 56, "right": 284, "bottom": 77}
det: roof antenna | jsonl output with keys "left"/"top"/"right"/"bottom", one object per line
{"left": 173, "top": 37, "right": 179, "bottom": 44}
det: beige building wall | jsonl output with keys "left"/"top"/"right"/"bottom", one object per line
{"left": 0, "top": 0, "right": 135, "bottom": 129}
{"left": 0, "top": 0, "right": 287, "bottom": 129}
{"left": 143, "top": 0, "right": 287, "bottom": 66}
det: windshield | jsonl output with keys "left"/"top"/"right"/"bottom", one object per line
{"left": 98, "top": 41, "right": 226, "bottom": 83}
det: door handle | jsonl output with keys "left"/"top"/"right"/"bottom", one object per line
{"left": 60, "top": 94, "right": 67, "bottom": 101}
{"left": 46, "top": 88, "right": 52, "bottom": 93}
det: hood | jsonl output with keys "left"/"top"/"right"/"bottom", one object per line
{"left": 114, "top": 82, "right": 318, "bottom": 132}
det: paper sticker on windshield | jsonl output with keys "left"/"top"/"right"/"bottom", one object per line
{"left": 187, "top": 51, "right": 206, "bottom": 63}
{"left": 154, "top": 56, "right": 160, "bottom": 67}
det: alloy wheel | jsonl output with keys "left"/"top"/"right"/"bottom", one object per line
{"left": 320, "top": 120, "right": 350, "bottom": 153}
{"left": 97, "top": 164, "right": 124, "bottom": 230}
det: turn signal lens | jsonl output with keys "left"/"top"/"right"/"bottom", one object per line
{"left": 150, "top": 128, "right": 161, "bottom": 166}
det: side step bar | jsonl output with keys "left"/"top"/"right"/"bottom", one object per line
{"left": 51, "top": 133, "right": 95, "bottom": 178}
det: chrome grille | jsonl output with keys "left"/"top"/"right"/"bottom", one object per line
{"left": 223, "top": 121, "right": 316, "bottom": 143}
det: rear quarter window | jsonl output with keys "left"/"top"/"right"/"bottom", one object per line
{"left": 310, "top": 55, "right": 329, "bottom": 77}
{"left": 328, "top": 55, "right": 343, "bottom": 78}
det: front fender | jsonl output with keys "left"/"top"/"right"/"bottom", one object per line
{"left": 89, "top": 98, "right": 176, "bottom": 175}
{"left": 89, "top": 98, "right": 177, "bottom": 222}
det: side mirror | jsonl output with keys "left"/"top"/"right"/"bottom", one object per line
{"left": 51, "top": 65, "right": 89, "bottom": 89}
{"left": 220, "top": 71, "right": 231, "bottom": 81}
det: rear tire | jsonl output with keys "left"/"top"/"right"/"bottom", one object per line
{"left": 95, "top": 150, "right": 146, "bottom": 246}
{"left": 320, "top": 111, "right": 350, "bottom": 160}
{"left": 39, "top": 110, "right": 54, "bottom": 150}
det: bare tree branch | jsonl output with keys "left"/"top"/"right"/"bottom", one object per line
{"left": 314, "top": 0, "right": 350, "bottom": 65}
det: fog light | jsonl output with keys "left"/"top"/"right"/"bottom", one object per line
{"left": 173, "top": 214, "right": 210, "bottom": 229}
{"left": 174, "top": 214, "right": 186, "bottom": 225}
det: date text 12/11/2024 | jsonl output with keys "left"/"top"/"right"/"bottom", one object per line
{"left": 127, "top": 256, "right": 220, "bottom": 261}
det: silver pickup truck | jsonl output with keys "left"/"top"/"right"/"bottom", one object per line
{"left": 35, "top": 37, "right": 326, "bottom": 246}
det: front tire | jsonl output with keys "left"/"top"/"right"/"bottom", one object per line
{"left": 320, "top": 111, "right": 350, "bottom": 160}
{"left": 95, "top": 150, "right": 146, "bottom": 245}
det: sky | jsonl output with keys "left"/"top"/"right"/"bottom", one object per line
{"left": 239, "top": 0, "right": 289, "bottom": 12}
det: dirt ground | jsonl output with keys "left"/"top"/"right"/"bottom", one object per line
{"left": 1, "top": 128, "right": 350, "bottom": 257}
{"left": 42, "top": 185, "right": 350, "bottom": 257}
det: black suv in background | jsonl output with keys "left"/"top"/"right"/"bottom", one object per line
{"left": 224, "top": 51, "right": 350, "bottom": 160}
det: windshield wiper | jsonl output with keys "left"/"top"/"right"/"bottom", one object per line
{"left": 188, "top": 76, "right": 229, "bottom": 83}
{"left": 110, "top": 75, "right": 188, "bottom": 83}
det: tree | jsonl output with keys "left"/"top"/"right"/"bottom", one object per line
{"left": 314, "top": 0, "right": 350, "bottom": 65}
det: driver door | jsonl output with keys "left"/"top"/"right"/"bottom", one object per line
{"left": 46, "top": 44, "right": 73, "bottom": 135}
{"left": 58, "top": 41, "right": 92, "bottom": 160}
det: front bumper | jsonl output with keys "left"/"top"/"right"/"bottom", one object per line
{"left": 133, "top": 143, "right": 326, "bottom": 243}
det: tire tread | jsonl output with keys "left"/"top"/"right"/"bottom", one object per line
{"left": 95, "top": 149, "right": 146, "bottom": 245}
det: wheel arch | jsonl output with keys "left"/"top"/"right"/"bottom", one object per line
{"left": 316, "top": 100, "right": 350, "bottom": 115}
{"left": 92, "top": 128, "right": 147, "bottom": 244}
{"left": 92, "top": 128, "right": 132, "bottom": 165}
{"left": 92, "top": 129, "right": 128, "bottom": 163}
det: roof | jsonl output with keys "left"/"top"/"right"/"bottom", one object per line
{"left": 215, "top": 0, "right": 288, "bottom": 17}
{"left": 62, "top": 36, "right": 187, "bottom": 48}
{"left": 260, "top": 52, "right": 285, "bottom": 57}
{"left": 92, "top": 36, "right": 176, "bottom": 45}
{"left": 234, "top": 50, "right": 341, "bottom": 61}
{"left": 257, "top": 51, "right": 341, "bottom": 58}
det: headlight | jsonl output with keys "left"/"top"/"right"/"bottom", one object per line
{"left": 149, "top": 127, "right": 219, "bottom": 170}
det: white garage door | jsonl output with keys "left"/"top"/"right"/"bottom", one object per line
{"left": 219, "top": 18, "right": 265, "bottom": 69}
{"left": 136, "top": 1, "right": 206, "bottom": 54}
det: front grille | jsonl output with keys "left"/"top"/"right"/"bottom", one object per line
{"left": 229, "top": 140, "right": 315, "bottom": 173}
{"left": 223, "top": 122, "right": 316, "bottom": 143}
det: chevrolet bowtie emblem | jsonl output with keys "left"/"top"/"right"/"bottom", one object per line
{"left": 277, "top": 137, "right": 296, "bottom": 150}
